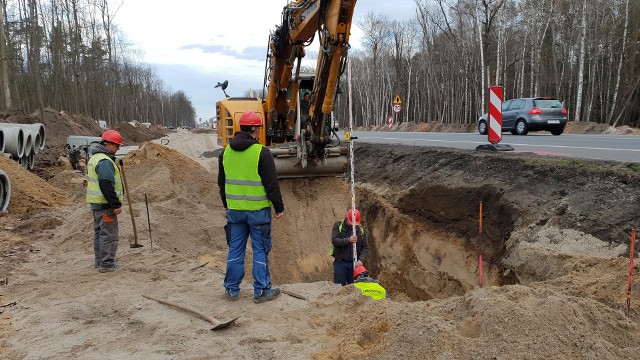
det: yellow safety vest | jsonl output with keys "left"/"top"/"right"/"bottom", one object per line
{"left": 354, "top": 281, "right": 387, "bottom": 300}
{"left": 223, "top": 144, "right": 272, "bottom": 210}
{"left": 86, "top": 153, "right": 124, "bottom": 204}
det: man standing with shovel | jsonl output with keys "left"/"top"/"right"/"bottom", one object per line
{"left": 86, "top": 130, "right": 124, "bottom": 273}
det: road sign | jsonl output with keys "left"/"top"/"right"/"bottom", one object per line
{"left": 488, "top": 86, "right": 503, "bottom": 145}
{"left": 393, "top": 95, "right": 402, "bottom": 105}
{"left": 387, "top": 115, "right": 393, "bottom": 129}
{"left": 392, "top": 104, "right": 401, "bottom": 114}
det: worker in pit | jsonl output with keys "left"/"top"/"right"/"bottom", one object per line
{"left": 331, "top": 208, "right": 369, "bottom": 285}
{"left": 217, "top": 111, "right": 285, "bottom": 303}
{"left": 86, "top": 130, "right": 124, "bottom": 273}
{"left": 353, "top": 264, "right": 387, "bottom": 300}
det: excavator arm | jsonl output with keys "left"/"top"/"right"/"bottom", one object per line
{"left": 215, "top": 0, "right": 356, "bottom": 178}
{"left": 263, "top": 0, "right": 356, "bottom": 175}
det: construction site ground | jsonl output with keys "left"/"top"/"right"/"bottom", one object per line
{"left": 1, "top": 117, "right": 640, "bottom": 359}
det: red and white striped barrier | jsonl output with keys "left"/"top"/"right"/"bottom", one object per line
{"left": 488, "top": 86, "right": 503, "bottom": 145}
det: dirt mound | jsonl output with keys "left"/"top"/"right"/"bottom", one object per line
{"left": 113, "top": 122, "right": 167, "bottom": 144}
{"left": 107, "top": 141, "right": 224, "bottom": 255}
{"left": 48, "top": 170, "right": 87, "bottom": 201}
{"left": 0, "top": 154, "right": 70, "bottom": 215}
{"left": 564, "top": 121, "right": 612, "bottom": 134}
{"left": 322, "top": 285, "right": 640, "bottom": 359}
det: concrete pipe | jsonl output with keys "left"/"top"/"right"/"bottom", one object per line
{"left": 0, "top": 128, "right": 4, "bottom": 153}
{"left": 25, "top": 123, "right": 45, "bottom": 150}
{"left": 27, "top": 153, "right": 35, "bottom": 170}
{"left": 20, "top": 154, "right": 28, "bottom": 169}
{"left": 0, "top": 170, "right": 10, "bottom": 212}
{"left": 23, "top": 130, "right": 33, "bottom": 158}
{"left": 0, "top": 123, "right": 45, "bottom": 151}
{"left": 1, "top": 126, "right": 24, "bottom": 158}
{"left": 30, "top": 131, "right": 42, "bottom": 154}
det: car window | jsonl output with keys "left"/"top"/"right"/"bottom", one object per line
{"left": 534, "top": 99, "right": 563, "bottom": 108}
{"left": 502, "top": 100, "right": 512, "bottom": 111}
{"left": 510, "top": 99, "right": 526, "bottom": 110}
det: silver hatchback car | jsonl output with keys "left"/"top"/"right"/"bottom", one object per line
{"left": 478, "top": 97, "right": 568, "bottom": 135}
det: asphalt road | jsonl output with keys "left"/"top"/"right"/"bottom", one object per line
{"left": 346, "top": 131, "right": 640, "bottom": 163}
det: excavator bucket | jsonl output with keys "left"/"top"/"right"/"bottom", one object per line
{"left": 270, "top": 143, "right": 348, "bottom": 178}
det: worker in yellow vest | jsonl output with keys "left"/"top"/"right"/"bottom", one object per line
{"left": 353, "top": 265, "right": 387, "bottom": 300}
{"left": 218, "top": 111, "right": 285, "bottom": 303}
{"left": 86, "top": 130, "right": 124, "bottom": 273}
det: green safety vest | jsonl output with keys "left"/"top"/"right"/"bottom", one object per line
{"left": 223, "top": 144, "right": 272, "bottom": 210}
{"left": 86, "top": 153, "right": 124, "bottom": 204}
{"left": 354, "top": 281, "right": 387, "bottom": 300}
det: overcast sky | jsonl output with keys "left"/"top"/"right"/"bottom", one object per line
{"left": 114, "top": 0, "right": 416, "bottom": 123}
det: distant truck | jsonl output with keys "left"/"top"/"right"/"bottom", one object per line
{"left": 96, "top": 120, "right": 107, "bottom": 129}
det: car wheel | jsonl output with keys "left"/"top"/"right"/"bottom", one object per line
{"left": 515, "top": 119, "right": 528, "bottom": 135}
{"left": 478, "top": 120, "right": 487, "bottom": 135}
{"left": 551, "top": 128, "right": 564, "bottom": 136}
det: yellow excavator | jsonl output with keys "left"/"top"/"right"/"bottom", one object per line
{"left": 215, "top": 0, "right": 356, "bottom": 178}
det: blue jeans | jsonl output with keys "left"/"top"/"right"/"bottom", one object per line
{"left": 223, "top": 208, "right": 273, "bottom": 298}
{"left": 334, "top": 261, "right": 354, "bottom": 286}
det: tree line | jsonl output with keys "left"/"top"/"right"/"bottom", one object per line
{"left": 0, "top": 0, "right": 195, "bottom": 128}
{"left": 334, "top": 0, "right": 639, "bottom": 129}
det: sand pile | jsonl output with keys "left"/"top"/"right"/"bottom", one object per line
{"left": 0, "top": 155, "right": 70, "bottom": 215}
{"left": 113, "top": 122, "right": 166, "bottom": 144}
{"left": 320, "top": 284, "right": 640, "bottom": 359}
{"left": 116, "top": 142, "right": 225, "bottom": 256}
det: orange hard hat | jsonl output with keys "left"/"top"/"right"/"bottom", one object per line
{"left": 101, "top": 129, "right": 123, "bottom": 145}
{"left": 353, "top": 264, "right": 368, "bottom": 279}
{"left": 238, "top": 111, "right": 262, "bottom": 126}
{"left": 346, "top": 208, "right": 361, "bottom": 225}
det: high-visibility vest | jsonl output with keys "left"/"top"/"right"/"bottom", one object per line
{"left": 354, "top": 281, "right": 387, "bottom": 300}
{"left": 86, "top": 153, "right": 124, "bottom": 204}
{"left": 223, "top": 144, "right": 271, "bottom": 210}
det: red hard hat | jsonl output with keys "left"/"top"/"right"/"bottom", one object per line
{"left": 346, "top": 208, "right": 361, "bottom": 225}
{"left": 238, "top": 111, "right": 263, "bottom": 126}
{"left": 353, "top": 264, "right": 368, "bottom": 279}
{"left": 101, "top": 130, "right": 123, "bottom": 145}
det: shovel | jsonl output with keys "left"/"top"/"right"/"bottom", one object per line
{"left": 118, "top": 160, "right": 143, "bottom": 248}
{"left": 142, "top": 294, "right": 241, "bottom": 330}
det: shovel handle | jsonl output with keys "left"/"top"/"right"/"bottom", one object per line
{"left": 142, "top": 294, "right": 217, "bottom": 324}
{"left": 118, "top": 161, "right": 138, "bottom": 245}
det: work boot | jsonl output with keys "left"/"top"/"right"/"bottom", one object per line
{"left": 98, "top": 265, "right": 119, "bottom": 273}
{"left": 225, "top": 289, "right": 239, "bottom": 301}
{"left": 253, "top": 288, "right": 281, "bottom": 304}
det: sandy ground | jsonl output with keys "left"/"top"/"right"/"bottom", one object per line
{"left": 1, "top": 130, "right": 640, "bottom": 359}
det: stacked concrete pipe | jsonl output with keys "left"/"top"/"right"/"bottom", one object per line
{"left": 1, "top": 126, "right": 24, "bottom": 158}
{"left": 0, "top": 170, "right": 10, "bottom": 212}
{"left": 0, "top": 123, "right": 46, "bottom": 167}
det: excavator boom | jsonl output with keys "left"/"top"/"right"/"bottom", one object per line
{"left": 216, "top": 0, "right": 357, "bottom": 178}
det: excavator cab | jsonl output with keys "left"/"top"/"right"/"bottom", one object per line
{"left": 216, "top": 97, "right": 266, "bottom": 147}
